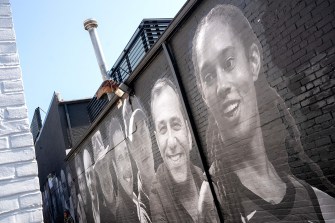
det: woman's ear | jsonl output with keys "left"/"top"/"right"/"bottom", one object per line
{"left": 249, "top": 43, "right": 261, "bottom": 81}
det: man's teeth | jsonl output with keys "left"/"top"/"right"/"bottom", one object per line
{"left": 224, "top": 102, "right": 238, "bottom": 114}
{"left": 169, "top": 154, "right": 181, "bottom": 161}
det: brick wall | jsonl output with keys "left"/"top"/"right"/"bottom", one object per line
{"left": 0, "top": 1, "right": 43, "bottom": 222}
{"left": 42, "top": 0, "right": 334, "bottom": 222}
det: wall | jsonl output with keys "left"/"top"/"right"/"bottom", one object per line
{"left": 0, "top": 0, "right": 43, "bottom": 222}
{"left": 35, "top": 93, "right": 70, "bottom": 193}
{"left": 33, "top": 93, "right": 91, "bottom": 222}
{"left": 61, "top": 0, "right": 334, "bottom": 222}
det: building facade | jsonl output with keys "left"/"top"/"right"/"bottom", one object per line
{"left": 31, "top": 93, "right": 91, "bottom": 222}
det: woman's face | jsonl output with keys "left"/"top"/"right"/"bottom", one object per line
{"left": 129, "top": 117, "right": 154, "bottom": 174}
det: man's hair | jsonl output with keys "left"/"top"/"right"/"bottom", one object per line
{"left": 192, "top": 4, "right": 263, "bottom": 93}
{"left": 150, "top": 77, "right": 186, "bottom": 125}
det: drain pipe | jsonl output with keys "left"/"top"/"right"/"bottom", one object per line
{"left": 84, "top": 18, "right": 109, "bottom": 81}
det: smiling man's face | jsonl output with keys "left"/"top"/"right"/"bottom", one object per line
{"left": 152, "top": 85, "right": 192, "bottom": 183}
{"left": 195, "top": 20, "right": 259, "bottom": 144}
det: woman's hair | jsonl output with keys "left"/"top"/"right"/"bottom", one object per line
{"left": 192, "top": 4, "right": 263, "bottom": 98}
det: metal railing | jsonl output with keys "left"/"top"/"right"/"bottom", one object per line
{"left": 108, "top": 18, "right": 172, "bottom": 83}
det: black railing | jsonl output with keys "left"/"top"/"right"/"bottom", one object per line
{"left": 108, "top": 19, "right": 172, "bottom": 83}
{"left": 87, "top": 94, "right": 109, "bottom": 123}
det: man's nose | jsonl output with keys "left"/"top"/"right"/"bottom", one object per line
{"left": 216, "top": 70, "right": 231, "bottom": 99}
{"left": 167, "top": 133, "right": 177, "bottom": 151}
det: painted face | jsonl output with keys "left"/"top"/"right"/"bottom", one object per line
{"left": 77, "top": 194, "right": 87, "bottom": 223}
{"left": 76, "top": 160, "right": 88, "bottom": 205}
{"left": 113, "top": 130, "right": 133, "bottom": 197}
{"left": 85, "top": 166, "right": 96, "bottom": 201}
{"left": 196, "top": 20, "right": 259, "bottom": 145}
{"left": 67, "top": 171, "right": 77, "bottom": 206}
{"left": 152, "top": 86, "right": 192, "bottom": 183}
{"left": 83, "top": 150, "right": 97, "bottom": 201}
{"left": 94, "top": 155, "right": 115, "bottom": 204}
{"left": 129, "top": 109, "right": 154, "bottom": 175}
{"left": 92, "top": 130, "right": 105, "bottom": 161}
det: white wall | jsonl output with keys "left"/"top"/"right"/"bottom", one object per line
{"left": 0, "top": 0, "right": 43, "bottom": 222}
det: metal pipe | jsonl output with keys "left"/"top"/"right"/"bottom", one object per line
{"left": 84, "top": 18, "right": 108, "bottom": 81}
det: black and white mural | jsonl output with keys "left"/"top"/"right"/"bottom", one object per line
{"left": 190, "top": 4, "right": 335, "bottom": 222}
{"left": 49, "top": 1, "right": 335, "bottom": 223}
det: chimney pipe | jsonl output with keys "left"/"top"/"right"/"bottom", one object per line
{"left": 84, "top": 18, "right": 109, "bottom": 81}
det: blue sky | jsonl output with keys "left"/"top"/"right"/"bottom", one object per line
{"left": 10, "top": 0, "right": 186, "bottom": 122}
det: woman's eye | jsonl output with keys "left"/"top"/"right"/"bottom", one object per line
{"left": 224, "top": 57, "right": 235, "bottom": 71}
{"left": 204, "top": 72, "right": 215, "bottom": 85}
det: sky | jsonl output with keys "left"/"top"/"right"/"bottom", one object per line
{"left": 10, "top": 0, "right": 187, "bottom": 123}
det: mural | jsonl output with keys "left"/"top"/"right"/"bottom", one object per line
{"left": 43, "top": 1, "right": 335, "bottom": 223}
{"left": 191, "top": 4, "right": 335, "bottom": 222}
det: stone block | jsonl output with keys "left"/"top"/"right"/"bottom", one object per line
{"left": 16, "top": 162, "right": 38, "bottom": 177}
{"left": 0, "top": 148, "right": 35, "bottom": 165}
{"left": 0, "top": 119, "right": 29, "bottom": 136}
{"left": 0, "top": 137, "right": 8, "bottom": 150}
{"left": 10, "top": 133, "right": 33, "bottom": 148}
{"left": 0, "top": 54, "right": 19, "bottom": 66}
{"left": 0, "top": 177, "right": 39, "bottom": 197}
{"left": 0, "top": 93, "right": 25, "bottom": 107}
{"left": 2, "top": 80, "right": 23, "bottom": 93}
{"left": 0, "top": 5, "right": 10, "bottom": 16}
{"left": 19, "top": 192, "right": 42, "bottom": 209}
{"left": 0, "top": 165, "right": 15, "bottom": 180}
{"left": 0, "top": 67, "right": 21, "bottom": 80}
{"left": 0, "top": 18, "right": 12, "bottom": 28}
{"left": 15, "top": 209, "right": 43, "bottom": 223}
{"left": 0, "top": 29, "right": 15, "bottom": 41}
{"left": 4, "top": 107, "right": 27, "bottom": 120}
{"left": 0, "top": 196, "right": 19, "bottom": 214}
{"left": 0, "top": 42, "right": 16, "bottom": 54}
{"left": 0, "top": 215, "right": 15, "bottom": 223}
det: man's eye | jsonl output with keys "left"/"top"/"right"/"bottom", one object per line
{"left": 224, "top": 57, "right": 235, "bottom": 71}
{"left": 159, "top": 126, "right": 167, "bottom": 134}
{"left": 171, "top": 122, "right": 181, "bottom": 130}
{"left": 204, "top": 72, "right": 215, "bottom": 85}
